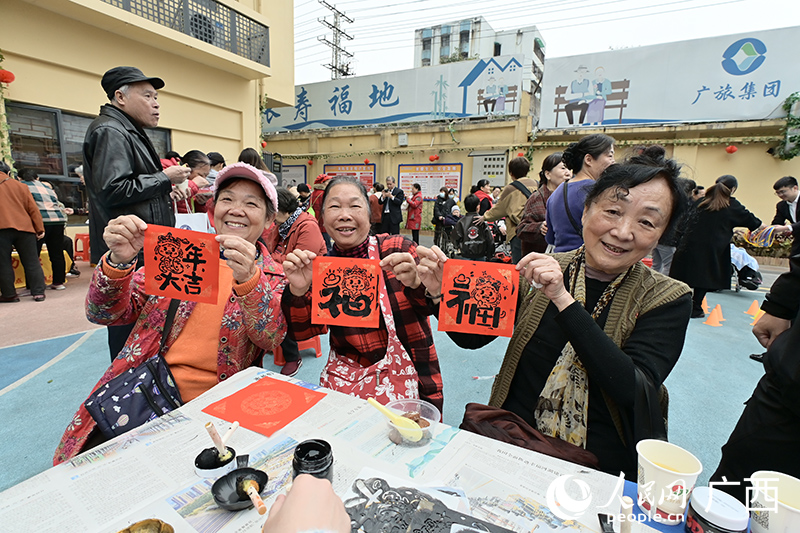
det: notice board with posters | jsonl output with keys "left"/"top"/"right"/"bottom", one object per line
{"left": 282, "top": 165, "right": 307, "bottom": 187}
{"left": 398, "top": 164, "right": 462, "bottom": 201}
{"left": 323, "top": 164, "right": 376, "bottom": 189}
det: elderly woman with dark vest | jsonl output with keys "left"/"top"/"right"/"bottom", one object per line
{"left": 418, "top": 146, "right": 692, "bottom": 479}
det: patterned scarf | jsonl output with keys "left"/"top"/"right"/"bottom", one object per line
{"left": 278, "top": 207, "right": 304, "bottom": 240}
{"left": 533, "top": 246, "right": 631, "bottom": 448}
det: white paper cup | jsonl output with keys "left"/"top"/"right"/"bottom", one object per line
{"left": 636, "top": 439, "right": 703, "bottom": 525}
{"left": 749, "top": 470, "right": 800, "bottom": 533}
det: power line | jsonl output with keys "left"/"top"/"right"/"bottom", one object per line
{"left": 293, "top": 0, "right": 742, "bottom": 67}
{"left": 317, "top": 0, "right": 356, "bottom": 79}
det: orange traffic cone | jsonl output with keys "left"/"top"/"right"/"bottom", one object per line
{"left": 704, "top": 304, "right": 723, "bottom": 327}
{"left": 750, "top": 309, "right": 766, "bottom": 326}
{"left": 701, "top": 296, "right": 710, "bottom": 315}
{"left": 745, "top": 300, "right": 760, "bottom": 316}
{"left": 718, "top": 304, "right": 726, "bottom": 322}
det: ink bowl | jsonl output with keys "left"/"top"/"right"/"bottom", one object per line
{"left": 194, "top": 446, "right": 236, "bottom": 478}
{"left": 211, "top": 467, "right": 269, "bottom": 512}
{"left": 384, "top": 399, "right": 439, "bottom": 446}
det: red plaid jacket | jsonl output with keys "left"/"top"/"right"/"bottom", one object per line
{"left": 282, "top": 234, "right": 444, "bottom": 411}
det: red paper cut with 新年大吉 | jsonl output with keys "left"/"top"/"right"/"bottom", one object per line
{"left": 144, "top": 225, "right": 219, "bottom": 304}
{"left": 438, "top": 259, "right": 518, "bottom": 337}
{"left": 202, "top": 376, "right": 325, "bottom": 437}
{"left": 311, "top": 256, "right": 381, "bottom": 328}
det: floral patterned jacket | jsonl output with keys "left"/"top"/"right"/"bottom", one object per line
{"left": 53, "top": 243, "right": 287, "bottom": 464}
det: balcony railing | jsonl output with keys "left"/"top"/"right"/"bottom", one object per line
{"left": 102, "top": 0, "right": 269, "bottom": 66}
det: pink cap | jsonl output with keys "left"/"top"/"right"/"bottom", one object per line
{"left": 214, "top": 162, "right": 278, "bottom": 212}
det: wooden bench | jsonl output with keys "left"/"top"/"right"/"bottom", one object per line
{"left": 476, "top": 85, "right": 518, "bottom": 115}
{"left": 553, "top": 80, "right": 630, "bottom": 127}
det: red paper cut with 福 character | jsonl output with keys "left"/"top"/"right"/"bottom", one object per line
{"left": 311, "top": 256, "right": 381, "bottom": 328}
{"left": 438, "top": 259, "right": 518, "bottom": 337}
{"left": 144, "top": 225, "right": 219, "bottom": 304}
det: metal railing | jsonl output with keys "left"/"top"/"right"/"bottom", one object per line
{"left": 102, "top": 0, "right": 269, "bottom": 66}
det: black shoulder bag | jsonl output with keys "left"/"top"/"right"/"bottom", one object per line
{"left": 85, "top": 299, "right": 184, "bottom": 438}
{"left": 562, "top": 181, "right": 583, "bottom": 234}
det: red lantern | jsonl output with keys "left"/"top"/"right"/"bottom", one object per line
{"left": 726, "top": 145, "right": 738, "bottom": 154}
{"left": 518, "top": 152, "right": 524, "bottom": 157}
{"left": 429, "top": 155, "right": 436, "bottom": 162}
{"left": 364, "top": 158, "right": 370, "bottom": 165}
{"left": 307, "top": 159, "right": 313, "bottom": 166}
{"left": 0, "top": 70, "right": 15, "bottom": 84}
{"left": 434, "top": 154, "right": 440, "bottom": 161}
{"left": 261, "top": 141, "right": 267, "bottom": 148}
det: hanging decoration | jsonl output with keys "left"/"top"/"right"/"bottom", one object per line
{"left": 0, "top": 70, "right": 14, "bottom": 84}
{"left": 517, "top": 152, "right": 524, "bottom": 157}
{"left": 261, "top": 141, "right": 267, "bottom": 148}
{"left": 725, "top": 145, "right": 738, "bottom": 154}
{"left": 363, "top": 158, "right": 370, "bottom": 165}
{"left": 307, "top": 159, "right": 313, "bottom": 166}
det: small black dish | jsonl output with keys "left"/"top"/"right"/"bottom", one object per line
{"left": 211, "top": 467, "right": 269, "bottom": 512}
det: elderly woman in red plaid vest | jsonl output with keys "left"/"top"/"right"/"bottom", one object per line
{"left": 281, "top": 177, "right": 444, "bottom": 412}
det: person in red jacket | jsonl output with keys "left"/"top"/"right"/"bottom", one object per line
{"left": 405, "top": 183, "right": 423, "bottom": 243}
{"left": 311, "top": 174, "right": 331, "bottom": 252}
{"left": 267, "top": 187, "right": 327, "bottom": 376}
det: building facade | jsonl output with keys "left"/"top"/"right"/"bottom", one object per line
{"left": 1, "top": 0, "right": 295, "bottom": 213}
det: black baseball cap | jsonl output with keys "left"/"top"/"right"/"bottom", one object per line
{"left": 101, "top": 66, "right": 165, "bottom": 100}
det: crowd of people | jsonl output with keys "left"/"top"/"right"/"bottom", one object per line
{"left": 4, "top": 65, "right": 798, "bottom": 529}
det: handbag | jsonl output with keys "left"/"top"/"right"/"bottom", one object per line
{"left": 460, "top": 403, "right": 599, "bottom": 469}
{"left": 174, "top": 199, "right": 212, "bottom": 233}
{"left": 84, "top": 299, "right": 183, "bottom": 438}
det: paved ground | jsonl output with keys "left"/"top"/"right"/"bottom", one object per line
{"left": 0, "top": 232, "right": 785, "bottom": 493}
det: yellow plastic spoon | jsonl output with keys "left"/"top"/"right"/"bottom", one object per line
{"left": 367, "top": 398, "right": 423, "bottom": 442}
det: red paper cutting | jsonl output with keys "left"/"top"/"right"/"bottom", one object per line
{"left": 202, "top": 376, "right": 325, "bottom": 437}
{"left": 144, "top": 225, "right": 220, "bottom": 304}
{"left": 311, "top": 256, "right": 381, "bottom": 328}
{"left": 438, "top": 259, "right": 519, "bottom": 337}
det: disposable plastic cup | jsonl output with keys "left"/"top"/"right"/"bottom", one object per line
{"left": 636, "top": 439, "right": 702, "bottom": 525}
{"left": 749, "top": 470, "right": 800, "bottom": 533}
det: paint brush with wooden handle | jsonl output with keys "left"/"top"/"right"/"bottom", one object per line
{"left": 205, "top": 422, "right": 231, "bottom": 460}
{"left": 236, "top": 472, "right": 266, "bottom": 515}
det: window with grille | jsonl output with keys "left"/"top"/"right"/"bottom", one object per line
{"left": 101, "top": 0, "right": 269, "bottom": 66}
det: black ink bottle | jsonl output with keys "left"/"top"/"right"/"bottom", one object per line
{"left": 292, "top": 439, "right": 333, "bottom": 482}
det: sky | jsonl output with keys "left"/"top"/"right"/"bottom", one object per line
{"left": 293, "top": 0, "right": 800, "bottom": 85}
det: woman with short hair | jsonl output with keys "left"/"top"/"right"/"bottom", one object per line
{"left": 419, "top": 146, "right": 692, "bottom": 479}
{"left": 281, "top": 177, "right": 443, "bottom": 411}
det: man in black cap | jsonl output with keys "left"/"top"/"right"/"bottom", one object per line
{"left": 83, "top": 66, "right": 190, "bottom": 361}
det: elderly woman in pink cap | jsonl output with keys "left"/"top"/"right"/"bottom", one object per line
{"left": 54, "top": 163, "right": 287, "bottom": 464}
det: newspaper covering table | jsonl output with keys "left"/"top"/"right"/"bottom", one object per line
{"left": 0, "top": 368, "right": 661, "bottom": 533}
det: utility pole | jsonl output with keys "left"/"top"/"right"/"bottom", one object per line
{"left": 318, "top": 0, "right": 354, "bottom": 79}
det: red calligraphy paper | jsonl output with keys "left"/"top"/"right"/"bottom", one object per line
{"left": 144, "top": 225, "right": 219, "bottom": 304}
{"left": 311, "top": 256, "right": 381, "bottom": 328}
{"left": 202, "top": 376, "right": 325, "bottom": 437}
{"left": 438, "top": 259, "right": 518, "bottom": 337}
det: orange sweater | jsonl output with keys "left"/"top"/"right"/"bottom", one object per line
{"left": 0, "top": 173, "right": 45, "bottom": 234}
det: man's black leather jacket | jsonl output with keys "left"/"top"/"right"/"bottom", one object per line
{"left": 83, "top": 104, "right": 173, "bottom": 263}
